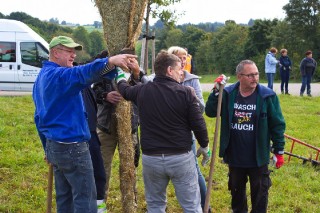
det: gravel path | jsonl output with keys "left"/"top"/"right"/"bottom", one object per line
{"left": 1, "top": 83, "right": 319, "bottom": 97}
{"left": 201, "top": 83, "right": 320, "bottom": 97}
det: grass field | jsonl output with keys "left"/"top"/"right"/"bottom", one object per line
{"left": 0, "top": 94, "right": 319, "bottom": 212}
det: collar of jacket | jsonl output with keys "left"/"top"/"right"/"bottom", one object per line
{"left": 224, "top": 82, "right": 276, "bottom": 99}
{"left": 153, "top": 75, "right": 180, "bottom": 84}
{"left": 183, "top": 70, "right": 200, "bottom": 81}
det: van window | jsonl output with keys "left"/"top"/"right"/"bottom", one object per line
{"left": 0, "top": 42, "right": 16, "bottom": 62}
{"left": 21, "top": 42, "right": 49, "bottom": 68}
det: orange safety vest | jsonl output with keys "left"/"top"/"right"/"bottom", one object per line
{"left": 185, "top": 54, "right": 192, "bottom": 73}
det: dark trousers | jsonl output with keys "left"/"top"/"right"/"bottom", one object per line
{"left": 228, "top": 165, "right": 272, "bottom": 213}
{"left": 280, "top": 69, "right": 290, "bottom": 93}
{"left": 89, "top": 131, "right": 107, "bottom": 200}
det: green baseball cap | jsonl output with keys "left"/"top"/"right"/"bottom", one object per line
{"left": 49, "top": 36, "right": 83, "bottom": 50}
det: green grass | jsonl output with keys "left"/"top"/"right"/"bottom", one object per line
{"left": 0, "top": 95, "right": 319, "bottom": 212}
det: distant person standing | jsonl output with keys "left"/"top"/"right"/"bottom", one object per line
{"left": 265, "top": 47, "right": 279, "bottom": 90}
{"left": 300, "top": 50, "right": 317, "bottom": 97}
{"left": 279, "top": 49, "right": 292, "bottom": 95}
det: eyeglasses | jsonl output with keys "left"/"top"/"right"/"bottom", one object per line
{"left": 57, "top": 48, "right": 76, "bottom": 54}
{"left": 240, "top": 73, "right": 259, "bottom": 79}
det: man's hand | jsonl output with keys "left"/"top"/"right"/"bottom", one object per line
{"left": 213, "top": 74, "right": 229, "bottom": 92}
{"left": 108, "top": 54, "right": 138, "bottom": 71}
{"left": 272, "top": 154, "right": 284, "bottom": 169}
{"left": 127, "top": 58, "right": 141, "bottom": 79}
{"left": 105, "top": 91, "right": 122, "bottom": 104}
{"left": 196, "top": 146, "right": 212, "bottom": 166}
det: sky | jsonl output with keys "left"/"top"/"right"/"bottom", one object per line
{"left": 1, "top": 0, "right": 289, "bottom": 25}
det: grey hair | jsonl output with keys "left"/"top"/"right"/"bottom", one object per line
{"left": 236, "top": 60, "right": 256, "bottom": 74}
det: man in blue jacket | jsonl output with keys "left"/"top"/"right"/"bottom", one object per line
{"left": 205, "top": 60, "right": 286, "bottom": 213}
{"left": 32, "top": 35, "right": 136, "bottom": 213}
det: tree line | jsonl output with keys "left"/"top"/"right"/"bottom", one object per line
{"left": 1, "top": 0, "right": 320, "bottom": 81}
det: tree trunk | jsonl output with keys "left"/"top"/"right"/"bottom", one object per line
{"left": 94, "top": 1, "right": 148, "bottom": 212}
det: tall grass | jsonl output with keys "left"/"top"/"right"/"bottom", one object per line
{"left": 0, "top": 94, "right": 319, "bottom": 212}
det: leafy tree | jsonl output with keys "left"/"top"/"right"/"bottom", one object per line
{"left": 194, "top": 33, "right": 214, "bottom": 74}
{"left": 73, "top": 26, "right": 91, "bottom": 61}
{"left": 73, "top": 26, "right": 91, "bottom": 51}
{"left": 244, "top": 19, "right": 279, "bottom": 58}
{"left": 180, "top": 26, "right": 206, "bottom": 55}
{"left": 94, "top": 21, "right": 102, "bottom": 28}
{"left": 283, "top": 0, "right": 320, "bottom": 58}
{"left": 210, "top": 21, "right": 248, "bottom": 75}
{"left": 164, "top": 28, "right": 183, "bottom": 47}
{"left": 248, "top": 19, "right": 255, "bottom": 27}
{"left": 49, "top": 18, "right": 59, "bottom": 24}
{"left": 89, "top": 30, "right": 107, "bottom": 56}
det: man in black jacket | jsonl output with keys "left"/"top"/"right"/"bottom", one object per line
{"left": 116, "top": 50, "right": 210, "bottom": 213}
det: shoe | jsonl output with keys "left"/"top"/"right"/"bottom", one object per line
{"left": 281, "top": 91, "right": 284, "bottom": 94}
{"left": 300, "top": 93, "right": 303, "bottom": 97}
{"left": 285, "top": 92, "right": 290, "bottom": 95}
{"left": 307, "top": 94, "right": 312, "bottom": 97}
{"left": 97, "top": 200, "right": 107, "bottom": 213}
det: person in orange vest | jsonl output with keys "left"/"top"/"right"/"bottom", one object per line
{"left": 184, "top": 47, "right": 195, "bottom": 74}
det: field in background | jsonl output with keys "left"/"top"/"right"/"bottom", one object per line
{"left": 0, "top": 94, "right": 319, "bottom": 212}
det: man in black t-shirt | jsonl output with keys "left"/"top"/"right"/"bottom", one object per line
{"left": 205, "top": 60, "right": 286, "bottom": 213}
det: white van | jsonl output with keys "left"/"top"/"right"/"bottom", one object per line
{"left": 0, "top": 19, "right": 49, "bottom": 91}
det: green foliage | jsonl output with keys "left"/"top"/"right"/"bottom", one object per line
{"left": 180, "top": 26, "right": 206, "bottom": 56}
{"left": 89, "top": 30, "right": 107, "bottom": 57}
{"left": 209, "top": 22, "right": 248, "bottom": 75}
{"left": 148, "top": 0, "right": 182, "bottom": 28}
{"left": 6, "top": 12, "right": 72, "bottom": 42}
{"left": 283, "top": 0, "right": 320, "bottom": 62}
{"left": 244, "top": 19, "right": 279, "bottom": 58}
{"left": 4, "top": 4, "right": 320, "bottom": 82}
{"left": 0, "top": 95, "right": 319, "bottom": 212}
{"left": 164, "top": 28, "right": 183, "bottom": 47}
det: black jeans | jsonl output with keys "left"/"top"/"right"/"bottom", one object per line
{"left": 228, "top": 165, "right": 272, "bottom": 213}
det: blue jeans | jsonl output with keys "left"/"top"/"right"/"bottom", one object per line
{"left": 46, "top": 139, "right": 97, "bottom": 213}
{"left": 266, "top": 73, "right": 275, "bottom": 90}
{"left": 191, "top": 135, "right": 207, "bottom": 209}
{"left": 300, "top": 73, "right": 312, "bottom": 95}
{"left": 142, "top": 151, "right": 202, "bottom": 213}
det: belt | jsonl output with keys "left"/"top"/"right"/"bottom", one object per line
{"left": 144, "top": 150, "right": 189, "bottom": 156}
{"left": 48, "top": 139, "right": 86, "bottom": 144}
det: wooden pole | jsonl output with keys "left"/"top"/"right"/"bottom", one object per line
{"left": 140, "top": 37, "right": 146, "bottom": 71}
{"left": 46, "top": 164, "right": 53, "bottom": 213}
{"left": 204, "top": 85, "right": 225, "bottom": 213}
{"left": 151, "top": 31, "right": 155, "bottom": 74}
